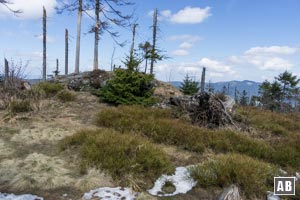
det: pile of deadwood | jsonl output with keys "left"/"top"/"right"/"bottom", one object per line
{"left": 170, "top": 92, "right": 236, "bottom": 128}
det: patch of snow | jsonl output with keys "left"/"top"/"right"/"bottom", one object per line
{"left": 0, "top": 193, "right": 43, "bottom": 200}
{"left": 148, "top": 166, "right": 197, "bottom": 196}
{"left": 296, "top": 172, "right": 300, "bottom": 182}
{"left": 246, "top": 82, "right": 253, "bottom": 86}
{"left": 267, "top": 191, "right": 280, "bottom": 200}
{"left": 82, "top": 187, "right": 137, "bottom": 200}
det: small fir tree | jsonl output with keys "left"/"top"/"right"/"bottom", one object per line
{"left": 179, "top": 74, "right": 199, "bottom": 95}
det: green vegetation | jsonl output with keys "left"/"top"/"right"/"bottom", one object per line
{"left": 95, "top": 106, "right": 273, "bottom": 159}
{"left": 56, "top": 90, "right": 76, "bottom": 102}
{"left": 235, "top": 107, "right": 300, "bottom": 135}
{"left": 61, "top": 128, "right": 174, "bottom": 188}
{"left": 9, "top": 99, "right": 32, "bottom": 114}
{"left": 179, "top": 74, "right": 199, "bottom": 95}
{"left": 162, "top": 181, "right": 176, "bottom": 194}
{"left": 235, "top": 107, "right": 300, "bottom": 168}
{"left": 189, "top": 154, "right": 280, "bottom": 198}
{"left": 37, "top": 82, "right": 64, "bottom": 97}
{"left": 259, "top": 71, "right": 300, "bottom": 111}
{"left": 99, "top": 68, "right": 156, "bottom": 105}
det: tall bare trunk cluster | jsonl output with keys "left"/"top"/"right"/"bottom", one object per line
{"left": 93, "top": 0, "right": 100, "bottom": 70}
{"left": 150, "top": 9, "right": 158, "bottom": 75}
{"left": 65, "top": 29, "right": 69, "bottom": 75}
{"left": 75, "top": 0, "right": 82, "bottom": 74}
{"left": 43, "top": 6, "right": 47, "bottom": 81}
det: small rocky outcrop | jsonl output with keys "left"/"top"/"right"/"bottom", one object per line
{"left": 218, "top": 184, "right": 242, "bottom": 200}
{"left": 55, "top": 70, "right": 111, "bottom": 91}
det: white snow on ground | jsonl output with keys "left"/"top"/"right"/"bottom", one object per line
{"left": 82, "top": 187, "right": 137, "bottom": 200}
{"left": 0, "top": 193, "right": 43, "bottom": 200}
{"left": 148, "top": 166, "right": 197, "bottom": 196}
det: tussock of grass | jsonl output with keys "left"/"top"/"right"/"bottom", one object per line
{"left": 74, "top": 168, "right": 114, "bottom": 192}
{"left": 189, "top": 154, "right": 280, "bottom": 198}
{"left": 235, "top": 107, "right": 300, "bottom": 135}
{"left": 0, "top": 153, "right": 73, "bottom": 191}
{"left": 37, "top": 82, "right": 64, "bottom": 97}
{"left": 95, "top": 106, "right": 274, "bottom": 160}
{"left": 271, "top": 134, "right": 300, "bottom": 168}
{"left": 9, "top": 99, "right": 32, "bottom": 114}
{"left": 61, "top": 128, "right": 174, "bottom": 188}
{"left": 56, "top": 90, "right": 76, "bottom": 102}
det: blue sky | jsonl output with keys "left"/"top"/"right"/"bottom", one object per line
{"left": 0, "top": 0, "right": 300, "bottom": 82}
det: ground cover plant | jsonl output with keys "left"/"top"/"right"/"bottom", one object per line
{"left": 61, "top": 128, "right": 174, "bottom": 189}
{"left": 189, "top": 153, "right": 280, "bottom": 198}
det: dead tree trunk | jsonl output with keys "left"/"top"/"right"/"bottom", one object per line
{"left": 65, "top": 29, "right": 68, "bottom": 75}
{"left": 93, "top": 0, "right": 100, "bottom": 70}
{"left": 130, "top": 23, "right": 137, "bottom": 61}
{"left": 56, "top": 59, "right": 59, "bottom": 76}
{"left": 200, "top": 67, "right": 206, "bottom": 93}
{"left": 150, "top": 8, "right": 158, "bottom": 75}
{"left": 75, "top": 0, "right": 82, "bottom": 74}
{"left": 110, "top": 46, "right": 116, "bottom": 71}
{"left": 43, "top": 6, "right": 47, "bottom": 81}
{"left": 4, "top": 58, "right": 9, "bottom": 88}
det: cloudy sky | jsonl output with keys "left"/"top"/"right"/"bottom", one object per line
{"left": 0, "top": 0, "right": 300, "bottom": 82}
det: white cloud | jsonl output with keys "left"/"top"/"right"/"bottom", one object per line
{"left": 0, "top": 0, "right": 58, "bottom": 20}
{"left": 36, "top": 35, "right": 55, "bottom": 43}
{"left": 15, "top": 51, "right": 43, "bottom": 58}
{"left": 160, "top": 10, "right": 171, "bottom": 18}
{"left": 172, "top": 49, "right": 189, "bottom": 56}
{"left": 170, "top": 6, "right": 211, "bottom": 24}
{"left": 149, "top": 6, "right": 211, "bottom": 24}
{"left": 242, "top": 46, "right": 297, "bottom": 71}
{"left": 258, "top": 57, "right": 293, "bottom": 71}
{"left": 169, "top": 34, "right": 202, "bottom": 43}
{"left": 179, "top": 42, "right": 193, "bottom": 49}
{"left": 245, "top": 46, "right": 298, "bottom": 55}
{"left": 208, "top": 72, "right": 224, "bottom": 78}
{"left": 197, "top": 58, "right": 235, "bottom": 74}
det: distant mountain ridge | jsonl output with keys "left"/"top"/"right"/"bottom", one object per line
{"left": 171, "top": 80, "right": 261, "bottom": 98}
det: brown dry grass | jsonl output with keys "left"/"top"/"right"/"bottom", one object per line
{"left": 0, "top": 92, "right": 115, "bottom": 199}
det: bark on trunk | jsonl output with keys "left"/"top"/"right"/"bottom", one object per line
{"left": 93, "top": 0, "right": 100, "bottom": 70}
{"left": 65, "top": 29, "right": 68, "bottom": 75}
{"left": 4, "top": 58, "right": 9, "bottom": 88}
{"left": 150, "top": 8, "right": 158, "bottom": 75}
{"left": 75, "top": 0, "right": 82, "bottom": 74}
{"left": 43, "top": 6, "right": 47, "bottom": 81}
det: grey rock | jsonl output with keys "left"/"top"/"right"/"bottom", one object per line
{"left": 218, "top": 184, "right": 241, "bottom": 200}
{"left": 267, "top": 191, "right": 280, "bottom": 200}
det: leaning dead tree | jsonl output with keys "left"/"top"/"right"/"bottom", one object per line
{"left": 43, "top": 6, "right": 47, "bottom": 81}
